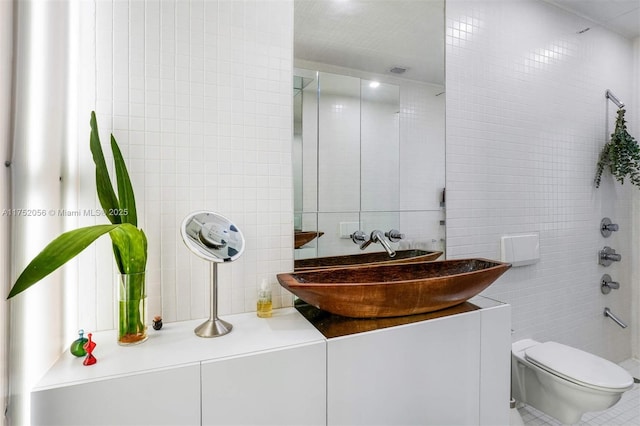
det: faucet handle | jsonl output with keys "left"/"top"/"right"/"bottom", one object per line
{"left": 599, "top": 246, "right": 621, "bottom": 266}
{"left": 385, "top": 229, "right": 405, "bottom": 243}
{"left": 600, "top": 218, "right": 619, "bottom": 237}
{"left": 601, "top": 274, "right": 620, "bottom": 294}
{"left": 351, "top": 230, "right": 367, "bottom": 245}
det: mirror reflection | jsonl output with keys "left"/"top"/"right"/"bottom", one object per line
{"left": 293, "top": 0, "right": 445, "bottom": 265}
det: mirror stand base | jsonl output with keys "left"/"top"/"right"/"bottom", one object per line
{"left": 194, "top": 318, "right": 233, "bottom": 338}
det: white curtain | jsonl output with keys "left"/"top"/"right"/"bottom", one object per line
{"left": 5, "top": 1, "right": 84, "bottom": 424}
{"left": 1, "top": 2, "right": 14, "bottom": 424}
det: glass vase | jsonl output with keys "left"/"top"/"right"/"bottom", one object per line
{"left": 117, "top": 272, "right": 147, "bottom": 345}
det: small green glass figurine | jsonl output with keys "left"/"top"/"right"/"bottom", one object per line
{"left": 70, "top": 329, "right": 88, "bottom": 357}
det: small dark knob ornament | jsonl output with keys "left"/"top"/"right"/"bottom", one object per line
{"left": 152, "top": 316, "right": 163, "bottom": 330}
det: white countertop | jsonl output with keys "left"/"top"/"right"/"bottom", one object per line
{"left": 34, "top": 308, "right": 325, "bottom": 391}
{"left": 34, "top": 297, "right": 505, "bottom": 392}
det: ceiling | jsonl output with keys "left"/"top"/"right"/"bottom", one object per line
{"left": 294, "top": 0, "right": 445, "bottom": 85}
{"left": 294, "top": 0, "right": 639, "bottom": 86}
{"left": 546, "top": 0, "right": 640, "bottom": 39}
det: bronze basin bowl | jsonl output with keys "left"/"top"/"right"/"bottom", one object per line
{"left": 294, "top": 249, "right": 443, "bottom": 271}
{"left": 277, "top": 258, "right": 511, "bottom": 318}
{"left": 294, "top": 231, "right": 324, "bottom": 249}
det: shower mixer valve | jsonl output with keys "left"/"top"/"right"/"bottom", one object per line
{"left": 600, "top": 274, "right": 620, "bottom": 294}
{"left": 598, "top": 246, "right": 621, "bottom": 267}
{"left": 600, "top": 218, "right": 619, "bottom": 238}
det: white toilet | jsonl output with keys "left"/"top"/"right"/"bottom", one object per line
{"left": 512, "top": 339, "right": 634, "bottom": 424}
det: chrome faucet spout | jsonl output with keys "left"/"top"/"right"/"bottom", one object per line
{"left": 351, "top": 230, "right": 396, "bottom": 257}
{"left": 370, "top": 230, "right": 396, "bottom": 257}
{"left": 604, "top": 307, "right": 628, "bottom": 329}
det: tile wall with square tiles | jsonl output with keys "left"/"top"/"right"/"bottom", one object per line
{"left": 446, "top": 0, "right": 637, "bottom": 362}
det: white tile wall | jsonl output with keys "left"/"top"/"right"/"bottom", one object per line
{"left": 78, "top": 0, "right": 294, "bottom": 329}
{"left": 446, "top": 0, "right": 636, "bottom": 362}
{"left": 69, "top": 0, "right": 637, "bottom": 363}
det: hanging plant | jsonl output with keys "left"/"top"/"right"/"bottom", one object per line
{"left": 595, "top": 108, "right": 640, "bottom": 188}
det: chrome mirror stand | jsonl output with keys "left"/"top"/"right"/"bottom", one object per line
{"left": 181, "top": 211, "right": 245, "bottom": 338}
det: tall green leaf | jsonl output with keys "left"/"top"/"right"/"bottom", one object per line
{"left": 8, "top": 224, "right": 120, "bottom": 298}
{"left": 111, "top": 135, "right": 137, "bottom": 227}
{"left": 8, "top": 112, "right": 148, "bottom": 301}
{"left": 89, "top": 111, "right": 121, "bottom": 224}
{"left": 109, "top": 224, "right": 147, "bottom": 274}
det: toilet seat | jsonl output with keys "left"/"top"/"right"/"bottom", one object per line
{"left": 524, "top": 342, "right": 633, "bottom": 392}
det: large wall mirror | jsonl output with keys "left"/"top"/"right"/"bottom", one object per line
{"left": 293, "top": 0, "right": 445, "bottom": 263}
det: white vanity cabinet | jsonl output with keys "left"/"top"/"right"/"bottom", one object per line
{"left": 31, "top": 300, "right": 510, "bottom": 426}
{"left": 201, "top": 341, "right": 326, "bottom": 426}
{"left": 326, "top": 299, "right": 511, "bottom": 426}
{"left": 31, "top": 309, "right": 326, "bottom": 426}
{"left": 32, "top": 363, "right": 201, "bottom": 425}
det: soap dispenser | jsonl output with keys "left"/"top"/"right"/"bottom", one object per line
{"left": 257, "top": 279, "right": 272, "bottom": 318}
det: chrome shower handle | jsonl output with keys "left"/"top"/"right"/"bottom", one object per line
{"left": 600, "top": 274, "right": 620, "bottom": 294}
{"left": 599, "top": 246, "right": 621, "bottom": 266}
{"left": 600, "top": 218, "right": 619, "bottom": 237}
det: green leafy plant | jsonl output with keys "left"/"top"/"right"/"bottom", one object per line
{"left": 7, "top": 112, "right": 148, "bottom": 342}
{"left": 595, "top": 108, "right": 640, "bottom": 188}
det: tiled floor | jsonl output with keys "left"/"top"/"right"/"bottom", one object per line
{"left": 518, "top": 359, "right": 640, "bottom": 425}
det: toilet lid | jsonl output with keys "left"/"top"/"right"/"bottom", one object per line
{"left": 524, "top": 342, "right": 633, "bottom": 390}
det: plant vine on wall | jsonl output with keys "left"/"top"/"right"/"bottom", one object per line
{"left": 595, "top": 108, "right": 640, "bottom": 188}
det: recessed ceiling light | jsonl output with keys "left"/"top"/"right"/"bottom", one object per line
{"left": 369, "top": 81, "right": 380, "bottom": 88}
{"left": 390, "top": 67, "right": 407, "bottom": 74}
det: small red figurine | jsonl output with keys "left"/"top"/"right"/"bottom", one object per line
{"left": 83, "top": 333, "right": 97, "bottom": 366}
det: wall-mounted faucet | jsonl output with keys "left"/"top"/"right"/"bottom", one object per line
{"left": 351, "top": 230, "right": 396, "bottom": 257}
{"left": 599, "top": 246, "right": 621, "bottom": 266}
{"left": 600, "top": 274, "right": 620, "bottom": 294}
{"left": 600, "top": 218, "right": 619, "bottom": 238}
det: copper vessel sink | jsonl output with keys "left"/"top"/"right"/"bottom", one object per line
{"left": 294, "top": 249, "right": 443, "bottom": 271}
{"left": 277, "top": 258, "right": 511, "bottom": 318}
{"left": 294, "top": 231, "right": 324, "bottom": 249}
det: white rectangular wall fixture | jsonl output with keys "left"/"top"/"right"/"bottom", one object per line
{"left": 501, "top": 234, "right": 539, "bottom": 267}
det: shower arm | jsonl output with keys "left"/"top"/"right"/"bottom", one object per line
{"left": 606, "top": 90, "right": 625, "bottom": 109}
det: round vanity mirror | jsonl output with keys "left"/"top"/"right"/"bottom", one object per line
{"left": 181, "top": 211, "right": 245, "bottom": 337}
{"left": 181, "top": 211, "right": 245, "bottom": 262}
